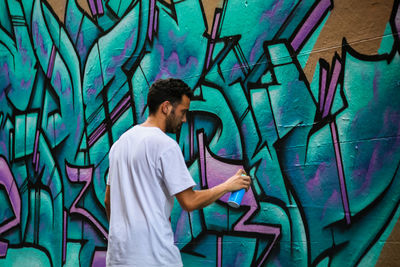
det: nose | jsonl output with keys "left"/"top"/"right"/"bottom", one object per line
{"left": 182, "top": 114, "right": 187, "bottom": 123}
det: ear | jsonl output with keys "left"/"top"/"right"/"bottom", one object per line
{"left": 161, "top": 101, "right": 171, "bottom": 114}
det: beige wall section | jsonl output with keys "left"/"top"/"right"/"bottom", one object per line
{"left": 45, "top": 0, "right": 67, "bottom": 22}
{"left": 45, "top": 0, "right": 93, "bottom": 23}
{"left": 303, "top": 0, "right": 393, "bottom": 80}
{"left": 376, "top": 218, "right": 400, "bottom": 267}
{"left": 200, "top": 0, "right": 224, "bottom": 34}
{"left": 76, "top": 0, "right": 93, "bottom": 18}
{"left": 45, "top": 0, "right": 220, "bottom": 28}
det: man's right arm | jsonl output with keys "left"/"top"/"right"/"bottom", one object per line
{"left": 175, "top": 169, "right": 251, "bottom": 212}
{"left": 105, "top": 185, "right": 110, "bottom": 221}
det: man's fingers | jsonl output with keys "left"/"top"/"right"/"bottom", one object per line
{"left": 236, "top": 169, "right": 245, "bottom": 175}
{"left": 242, "top": 175, "right": 251, "bottom": 191}
{"left": 242, "top": 175, "right": 251, "bottom": 182}
{"left": 245, "top": 182, "right": 251, "bottom": 191}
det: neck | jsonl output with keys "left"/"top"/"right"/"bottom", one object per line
{"left": 141, "top": 114, "right": 166, "bottom": 132}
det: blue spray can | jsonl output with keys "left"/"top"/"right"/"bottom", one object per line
{"left": 227, "top": 174, "right": 247, "bottom": 208}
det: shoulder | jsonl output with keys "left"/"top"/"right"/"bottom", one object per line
{"left": 151, "top": 131, "right": 179, "bottom": 153}
{"left": 158, "top": 140, "right": 183, "bottom": 161}
{"left": 109, "top": 126, "right": 135, "bottom": 155}
{"left": 109, "top": 139, "right": 119, "bottom": 157}
{"left": 131, "top": 126, "right": 176, "bottom": 146}
{"left": 131, "top": 126, "right": 179, "bottom": 154}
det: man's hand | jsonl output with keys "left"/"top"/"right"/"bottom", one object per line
{"left": 223, "top": 169, "right": 251, "bottom": 192}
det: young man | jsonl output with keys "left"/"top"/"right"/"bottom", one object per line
{"left": 105, "top": 78, "right": 251, "bottom": 266}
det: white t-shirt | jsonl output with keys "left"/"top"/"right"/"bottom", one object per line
{"left": 106, "top": 125, "right": 196, "bottom": 267}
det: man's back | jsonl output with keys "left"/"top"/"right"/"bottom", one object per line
{"left": 106, "top": 125, "right": 195, "bottom": 267}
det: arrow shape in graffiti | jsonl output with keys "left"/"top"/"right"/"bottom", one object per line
{"left": 318, "top": 55, "right": 351, "bottom": 224}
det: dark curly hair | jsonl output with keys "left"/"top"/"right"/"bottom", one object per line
{"left": 147, "top": 78, "right": 193, "bottom": 114}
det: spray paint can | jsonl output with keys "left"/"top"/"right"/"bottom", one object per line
{"left": 227, "top": 174, "right": 247, "bottom": 208}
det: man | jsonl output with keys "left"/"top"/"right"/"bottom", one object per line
{"left": 105, "top": 78, "right": 251, "bottom": 266}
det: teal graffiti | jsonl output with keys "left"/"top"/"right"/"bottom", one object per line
{"left": 1, "top": 0, "right": 400, "bottom": 266}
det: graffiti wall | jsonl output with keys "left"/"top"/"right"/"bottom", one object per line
{"left": 1, "top": 0, "right": 400, "bottom": 266}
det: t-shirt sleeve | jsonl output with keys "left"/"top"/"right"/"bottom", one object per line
{"left": 106, "top": 158, "right": 112, "bottom": 186}
{"left": 106, "top": 145, "right": 115, "bottom": 186}
{"left": 159, "top": 144, "right": 196, "bottom": 197}
{"left": 106, "top": 161, "right": 113, "bottom": 185}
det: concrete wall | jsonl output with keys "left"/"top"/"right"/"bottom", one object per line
{"left": 0, "top": 0, "right": 399, "bottom": 266}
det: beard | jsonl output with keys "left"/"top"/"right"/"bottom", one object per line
{"left": 165, "top": 109, "right": 182, "bottom": 134}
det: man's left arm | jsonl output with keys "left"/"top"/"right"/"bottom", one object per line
{"left": 105, "top": 185, "right": 110, "bottom": 221}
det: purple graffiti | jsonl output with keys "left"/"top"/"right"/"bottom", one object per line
{"left": 330, "top": 121, "right": 351, "bottom": 224}
{"left": 154, "top": 45, "right": 199, "bottom": 80}
{"left": 291, "top": 0, "right": 332, "bottom": 51}
{"left": 46, "top": 45, "right": 56, "bottom": 79}
{"left": 66, "top": 162, "right": 108, "bottom": 238}
{"left": 322, "top": 57, "right": 341, "bottom": 117}
{"left": 148, "top": 0, "right": 156, "bottom": 42}
{"left": 88, "top": 93, "right": 132, "bottom": 147}
{"left": 395, "top": 2, "right": 400, "bottom": 37}
{"left": 108, "top": 30, "right": 137, "bottom": 76}
{"left": 96, "top": 0, "right": 104, "bottom": 14}
{"left": 198, "top": 131, "right": 281, "bottom": 266}
{"left": 91, "top": 250, "right": 106, "bottom": 267}
{"left": 110, "top": 95, "right": 132, "bottom": 124}
{"left": 205, "top": 10, "right": 222, "bottom": 70}
{"left": 32, "top": 21, "right": 48, "bottom": 58}
{"left": 0, "top": 157, "right": 21, "bottom": 257}
{"left": 318, "top": 56, "right": 351, "bottom": 224}
{"left": 217, "top": 236, "right": 222, "bottom": 267}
